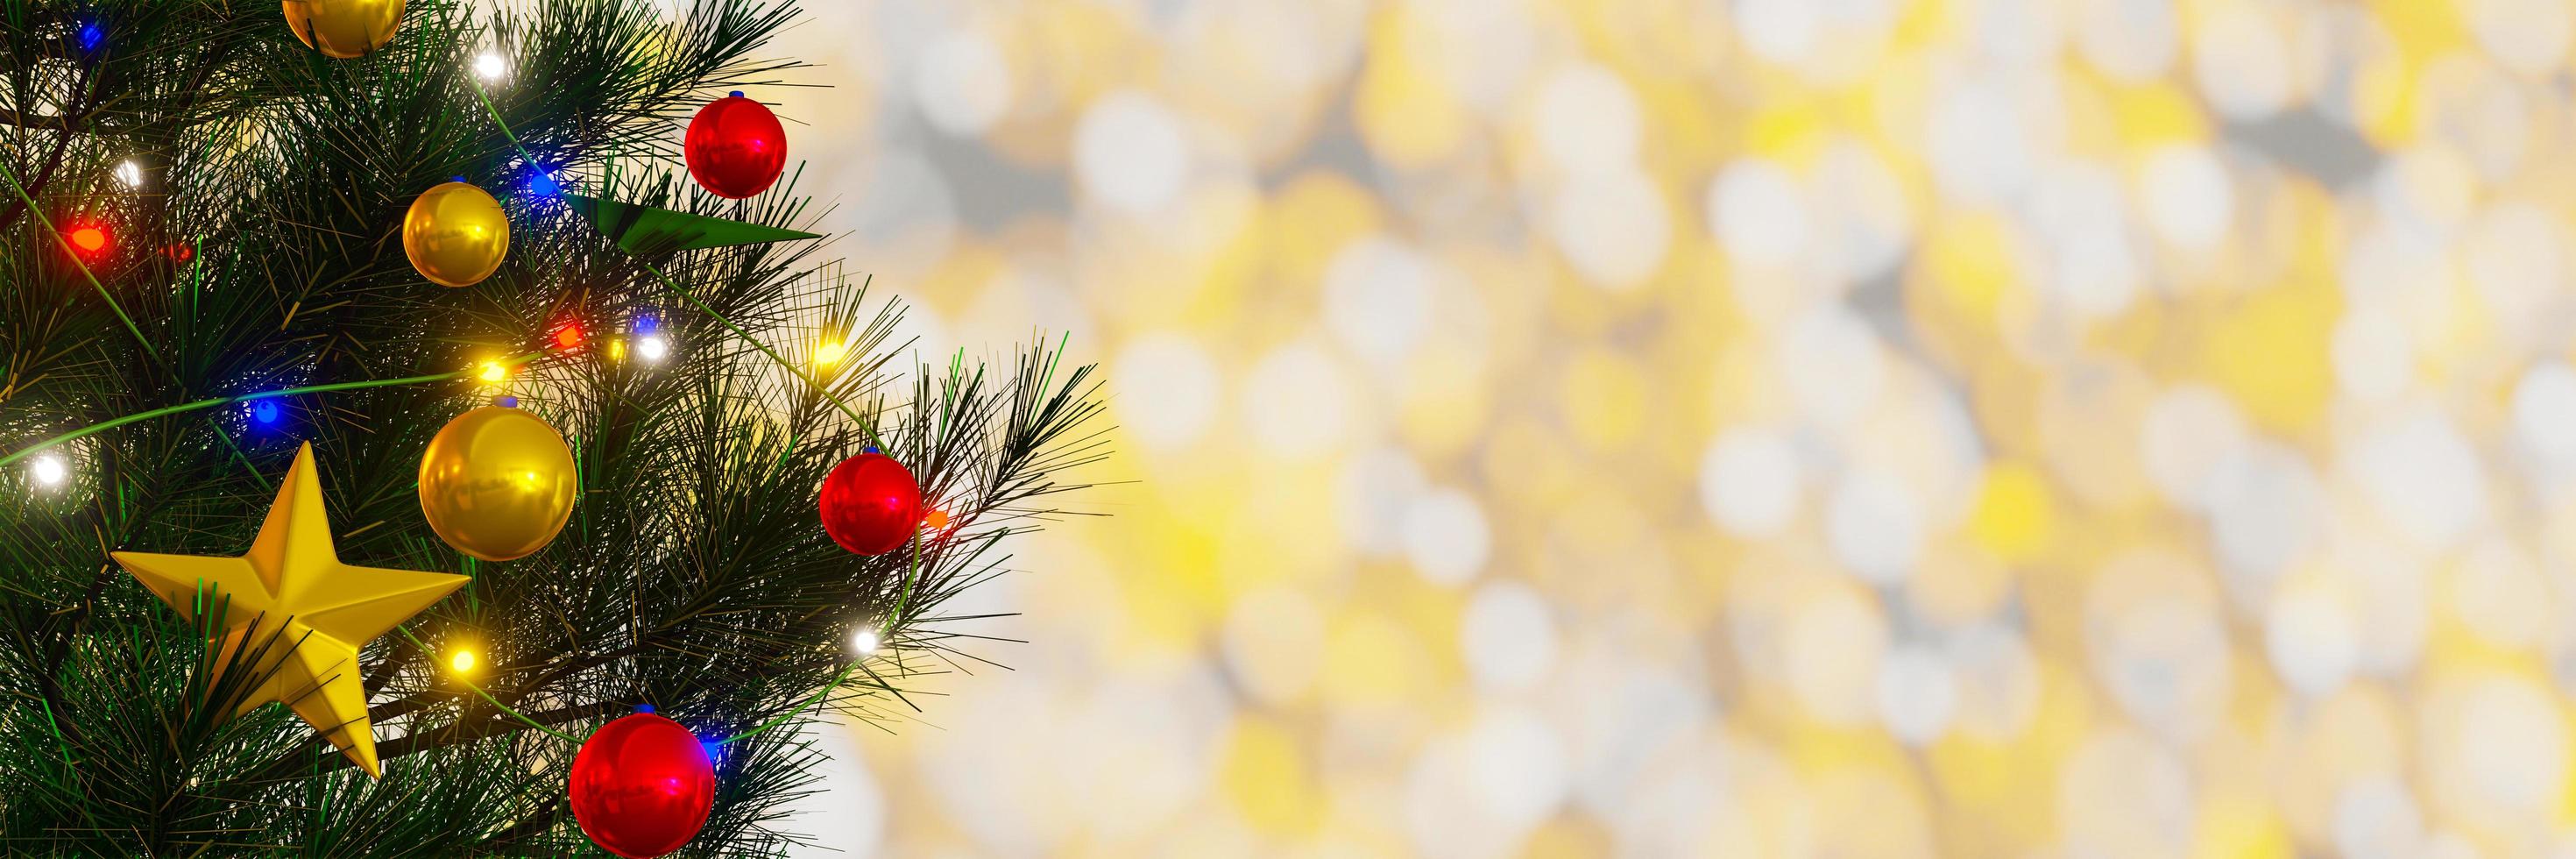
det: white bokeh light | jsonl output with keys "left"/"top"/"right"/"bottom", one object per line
{"left": 1221, "top": 585, "right": 1325, "bottom": 705}
{"left": 1403, "top": 487, "right": 1491, "bottom": 586}
{"left": 1873, "top": 644, "right": 1957, "bottom": 745}
{"left": 2192, "top": 5, "right": 2293, "bottom": 120}
{"left": 1461, "top": 580, "right": 1557, "bottom": 694}
{"left": 1114, "top": 332, "right": 1222, "bottom": 451}
{"left": 1709, "top": 158, "right": 1811, "bottom": 267}
{"left": 1075, "top": 91, "right": 1190, "bottom": 215}
{"left": 915, "top": 31, "right": 1014, "bottom": 137}
{"left": 2138, "top": 144, "right": 2233, "bottom": 251}
{"left": 2512, "top": 361, "right": 2576, "bottom": 470}
{"left": 1551, "top": 167, "right": 1670, "bottom": 290}
{"left": 1238, "top": 340, "right": 1350, "bottom": 458}
{"left": 1532, "top": 63, "right": 1642, "bottom": 174}
{"left": 1321, "top": 237, "right": 1435, "bottom": 366}
{"left": 1698, "top": 426, "right": 1803, "bottom": 538}
{"left": 472, "top": 52, "right": 506, "bottom": 82}
{"left": 2141, "top": 385, "right": 2252, "bottom": 510}
{"left": 1826, "top": 470, "right": 1922, "bottom": 586}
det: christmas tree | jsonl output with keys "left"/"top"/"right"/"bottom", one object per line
{"left": 0, "top": 1, "right": 1103, "bottom": 854}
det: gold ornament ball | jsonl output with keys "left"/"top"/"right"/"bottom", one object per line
{"left": 419, "top": 404, "right": 578, "bottom": 562}
{"left": 403, "top": 181, "right": 509, "bottom": 288}
{"left": 282, "top": 0, "right": 405, "bottom": 60}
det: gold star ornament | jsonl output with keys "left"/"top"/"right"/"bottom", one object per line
{"left": 112, "top": 443, "right": 468, "bottom": 777}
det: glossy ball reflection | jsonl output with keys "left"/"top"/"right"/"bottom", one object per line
{"left": 570, "top": 711, "right": 714, "bottom": 858}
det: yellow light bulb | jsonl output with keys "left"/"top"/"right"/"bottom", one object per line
{"left": 449, "top": 649, "right": 477, "bottom": 673}
{"left": 815, "top": 340, "right": 847, "bottom": 368}
{"left": 478, "top": 361, "right": 506, "bottom": 383}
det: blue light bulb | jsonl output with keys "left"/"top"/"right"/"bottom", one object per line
{"left": 251, "top": 401, "right": 280, "bottom": 425}
{"left": 527, "top": 171, "right": 562, "bottom": 197}
{"left": 77, "top": 21, "right": 103, "bottom": 53}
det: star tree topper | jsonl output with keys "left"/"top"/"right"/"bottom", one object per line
{"left": 111, "top": 443, "right": 468, "bottom": 777}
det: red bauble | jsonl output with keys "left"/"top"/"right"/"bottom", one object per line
{"left": 818, "top": 448, "right": 924, "bottom": 555}
{"left": 570, "top": 709, "right": 715, "bottom": 859}
{"left": 683, "top": 91, "right": 787, "bottom": 199}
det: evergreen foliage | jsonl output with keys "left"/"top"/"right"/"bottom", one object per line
{"left": 0, "top": 1, "right": 1104, "bottom": 853}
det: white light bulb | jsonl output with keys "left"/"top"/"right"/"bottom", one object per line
{"left": 113, "top": 160, "right": 141, "bottom": 188}
{"left": 30, "top": 456, "right": 66, "bottom": 487}
{"left": 473, "top": 53, "right": 507, "bottom": 82}
{"left": 851, "top": 627, "right": 881, "bottom": 656}
{"left": 636, "top": 335, "right": 669, "bottom": 362}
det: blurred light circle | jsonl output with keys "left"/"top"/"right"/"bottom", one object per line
{"left": 1734, "top": 0, "right": 1820, "bottom": 64}
{"left": 1076, "top": 90, "right": 1191, "bottom": 215}
{"left": 1809, "top": 138, "right": 1914, "bottom": 284}
{"left": 1550, "top": 167, "right": 1670, "bottom": 290}
{"left": 2265, "top": 583, "right": 2360, "bottom": 698}
{"left": 2141, "top": 385, "right": 2252, "bottom": 511}
{"left": 2206, "top": 444, "right": 2327, "bottom": 604}
{"left": 1461, "top": 580, "right": 1557, "bottom": 694}
{"left": 1784, "top": 585, "right": 1889, "bottom": 725}
{"left": 2450, "top": 538, "right": 2551, "bottom": 650}
{"left": 1948, "top": 624, "right": 2040, "bottom": 740}
{"left": 1463, "top": 707, "right": 1570, "bottom": 828}
{"left": 2074, "top": 0, "right": 2178, "bottom": 81}
{"left": 1777, "top": 303, "right": 1886, "bottom": 430}
{"left": 1699, "top": 426, "right": 1803, "bottom": 538}
{"left": 1337, "top": 446, "right": 1429, "bottom": 556}
{"left": 1322, "top": 237, "right": 1435, "bottom": 366}
{"left": 1239, "top": 340, "right": 1351, "bottom": 458}
{"left": 1114, "top": 332, "right": 1223, "bottom": 450}
{"left": 1826, "top": 470, "right": 1922, "bottom": 586}
{"left": 1532, "top": 63, "right": 1642, "bottom": 174}
{"left": 2465, "top": 203, "right": 2565, "bottom": 351}
{"left": 2331, "top": 305, "right": 2412, "bottom": 403}
{"left": 2138, "top": 144, "right": 2233, "bottom": 251}
{"left": 2332, "top": 776, "right": 2424, "bottom": 859}
{"left": 2342, "top": 410, "right": 2486, "bottom": 552}
{"left": 1404, "top": 487, "right": 1491, "bottom": 586}
{"left": 2087, "top": 550, "right": 2233, "bottom": 739}
{"left": 1873, "top": 644, "right": 1957, "bottom": 745}
{"left": 2467, "top": 0, "right": 2573, "bottom": 75}
{"left": 2454, "top": 676, "right": 2566, "bottom": 810}
{"left": 1927, "top": 79, "right": 2038, "bottom": 205}
{"left": 2059, "top": 729, "right": 2194, "bottom": 857}
{"left": 2374, "top": 147, "right": 2477, "bottom": 240}
{"left": 1222, "top": 585, "right": 1327, "bottom": 705}
{"left": 1709, "top": 158, "right": 1812, "bottom": 267}
{"left": 915, "top": 30, "right": 1014, "bottom": 137}
{"left": 2511, "top": 361, "right": 2576, "bottom": 469}
{"left": 2028, "top": 160, "right": 2141, "bottom": 318}
{"left": 2193, "top": 5, "right": 2295, "bottom": 120}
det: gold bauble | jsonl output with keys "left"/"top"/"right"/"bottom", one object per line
{"left": 402, "top": 181, "right": 508, "bottom": 288}
{"left": 282, "top": 0, "right": 405, "bottom": 60}
{"left": 419, "top": 404, "right": 577, "bottom": 562}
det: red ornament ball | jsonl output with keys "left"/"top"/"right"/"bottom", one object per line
{"left": 683, "top": 91, "right": 787, "bottom": 199}
{"left": 569, "top": 709, "right": 715, "bottom": 859}
{"left": 818, "top": 448, "right": 924, "bottom": 555}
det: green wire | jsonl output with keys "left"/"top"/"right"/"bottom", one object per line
{"left": 716, "top": 658, "right": 860, "bottom": 746}
{"left": 0, "top": 351, "right": 543, "bottom": 470}
{"left": 396, "top": 626, "right": 579, "bottom": 743}
{"left": 0, "top": 159, "right": 164, "bottom": 370}
{"left": 465, "top": 79, "right": 881, "bottom": 448}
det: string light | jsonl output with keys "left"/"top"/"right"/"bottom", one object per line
{"left": 67, "top": 224, "right": 109, "bottom": 256}
{"left": 635, "top": 335, "right": 669, "bottom": 363}
{"left": 29, "top": 456, "right": 66, "bottom": 488}
{"left": 813, "top": 339, "right": 847, "bottom": 368}
{"left": 449, "top": 649, "right": 478, "bottom": 673}
{"left": 552, "top": 322, "right": 584, "bottom": 351}
{"left": 114, "top": 160, "right": 141, "bottom": 189}
{"left": 251, "top": 400, "right": 282, "bottom": 426}
{"left": 473, "top": 52, "right": 507, "bottom": 82}
{"left": 477, "top": 360, "right": 508, "bottom": 384}
{"left": 849, "top": 626, "right": 880, "bottom": 657}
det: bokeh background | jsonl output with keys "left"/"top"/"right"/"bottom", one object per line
{"left": 721, "top": 0, "right": 2576, "bottom": 855}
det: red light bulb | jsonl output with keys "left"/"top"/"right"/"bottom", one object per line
{"left": 68, "top": 226, "right": 108, "bottom": 254}
{"left": 554, "top": 323, "right": 584, "bottom": 351}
